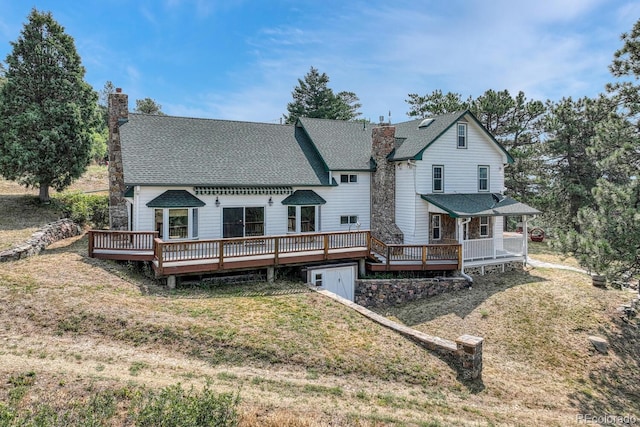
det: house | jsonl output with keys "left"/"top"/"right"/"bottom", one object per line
{"left": 92, "top": 90, "right": 539, "bottom": 280}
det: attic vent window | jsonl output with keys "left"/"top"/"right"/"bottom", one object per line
{"left": 418, "top": 118, "right": 434, "bottom": 128}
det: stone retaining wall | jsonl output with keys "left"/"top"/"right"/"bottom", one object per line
{"left": 0, "top": 219, "right": 82, "bottom": 262}
{"left": 355, "top": 277, "right": 470, "bottom": 308}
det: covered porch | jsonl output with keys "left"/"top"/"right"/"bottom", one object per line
{"left": 421, "top": 193, "right": 541, "bottom": 269}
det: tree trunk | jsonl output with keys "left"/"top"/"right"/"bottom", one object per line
{"left": 39, "top": 185, "right": 50, "bottom": 204}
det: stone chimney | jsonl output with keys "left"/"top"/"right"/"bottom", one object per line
{"left": 370, "top": 126, "right": 404, "bottom": 244}
{"left": 107, "top": 88, "right": 129, "bottom": 230}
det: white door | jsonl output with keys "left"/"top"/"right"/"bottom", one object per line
{"left": 312, "top": 266, "right": 355, "bottom": 301}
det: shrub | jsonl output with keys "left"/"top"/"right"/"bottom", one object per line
{"left": 53, "top": 191, "right": 109, "bottom": 228}
{"left": 132, "top": 384, "right": 239, "bottom": 427}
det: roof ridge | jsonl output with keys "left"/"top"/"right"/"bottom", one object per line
{"left": 129, "top": 113, "right": 294, "bottom": 127}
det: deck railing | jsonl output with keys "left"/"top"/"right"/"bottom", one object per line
{"left": 88, "top": 230, "right": 158, "bottom": 258}
{"left": 370, "top": 236, "right": 461, "bottom": 270}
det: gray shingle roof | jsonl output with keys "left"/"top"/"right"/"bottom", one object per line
{"left": 421, "top": 193, "right": 541, "bottom": 218}
{"left": 120, "top": 114, "right": 329, "bottom": 187}
{"left": 297, "top": 117, "right": 375, "bottom": 171}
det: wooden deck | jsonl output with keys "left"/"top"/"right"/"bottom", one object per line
{"left": 88, "top": 230, "right": 462, "bottom": 277}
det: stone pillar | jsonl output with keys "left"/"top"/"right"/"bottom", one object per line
{"left": 370, "top": 126, "right": 403, "bottom": 244}
{"left": 167, "top": 275, "right": 176, "bottom": 289}
{"left": 108, "top": 89, "right": 129, "bottom": 230}
{"left": 456, "top": 334, "right": 483, "bottom": 380}
{"left": 267, "top": 267, "right": 275, "bottom": 283}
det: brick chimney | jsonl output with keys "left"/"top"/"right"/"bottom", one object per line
{"left": 371, "top": 126, "right": 403, "bottom": 244}
{"left": 107, "top": 88, "right": 129, "bottom": 230}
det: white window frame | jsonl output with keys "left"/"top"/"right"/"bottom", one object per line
{"left": 287, "top": 205, "right": 320, "bottom": 233}
{"left": 153, "top": 207, "right": 199, "bottom": 240}
{"left": 457, "top": 123, "right": 467, "bottom": 149}
{"left": 432, "top": 214, "right": 441, "bottom": 241}
{"left": 432, "top": 165, "right": 444, "bottom": 193}
{"left": 340, "top": 174, "right": 358, "bottom": 183}
{"left": 478, "top": 165, "right": 489, "bottom": 192}
{"left": 479, "top": 216, "right": 490, "bottom": 237}
{"left": 340, "top": 215, "right": 359, "bottom": 225}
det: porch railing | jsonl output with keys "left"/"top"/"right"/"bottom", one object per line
{"left": 463, "top": 235, "right": 524, "bottom": 261}
{"left": 370, "top": 236, "right": 461, "bottom": 270}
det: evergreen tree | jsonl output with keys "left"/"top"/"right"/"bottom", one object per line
{"left": 538, "top": 95, "right": 615, "bottom": 234}
{"left": 284, "top": 67, "right": 361, "bottom": 124}
{"left": 134, "top": 97, "right": 165, "bottom": 115}
{"left": 0, "top": 9, "right": 98, "bottom": 203}
{"left": 405, "top": 90, "right": 469, "bottom": 117}
{"left": 566, "top": 18, "right": 640, "bottom": 279}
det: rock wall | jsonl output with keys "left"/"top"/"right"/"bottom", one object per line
{"left": 355, "top": 277, "right": 470, "bottom": 308}
{"left": 370, "top": 126, "right": 404, "bottom": 244}
{"left": 0, "top": 219, "right": 82, "bottom": 262}
{"left": 108, "top": 89, "right": 129, "bottom": 230}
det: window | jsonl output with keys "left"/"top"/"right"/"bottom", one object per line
{"left": 192, "top": 209, "right": 199, "bottom": 238}
{"left": 478, "top": 165, "right": 489, "bottom": 192}
{"left": 340, "top": 174, "right": 357, "bottom": 183}
{"left": 340, "top": 215, "right": 358, "bottom": 225}
{"left": 432, "top": 214, "right": 441, "bottom": 241}
{"left": 223, "top": 207, "right": 264, "bottom": 238}
{"left": 154, "top": 208, "right": 199, "bottom": 240}
{"left": 314, "top": 273, "right": 323, "bottom": 287}
{"left": 457, "top": 123, "right": 467, "bottom": 148}
{"left": 480, "top": 216, "right": 490, "bottom": 237}
{"left": 432, "top": 165, "right": 444, "bottom": 193}
{"left": 288, "top": 206, "right": 296, "bottom": 232}
{"left": 288, "top": 205, "right": 320, "bottom": 233}
{"left": 168, "top": 209, "right": 188, "bottom": 239}
{"left": 301, "top": 206, "right": 316, "bottom": 232}
{"left": 154, "top": 209, "right": 163, "bottom": 238}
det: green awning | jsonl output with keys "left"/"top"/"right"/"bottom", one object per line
{"left": 146, "top": 190, "right": 205, "bottom": 208}
{"left": 281, "top": 190, "right": 326, "bottom": 205}
{"left": 421, "top": 193, "right": 541, "bottom": 218}
{"left": 124, "top": 186, "right": 134, "bottom": 198}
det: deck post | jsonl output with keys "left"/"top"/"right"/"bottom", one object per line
{"left": 358, "top": 258, "right": 365, "bottom": 277}
{"left": 323, "top": 234, "right": 329, "bottom": 260}
{"left": 267, "top": 266, "right": 275, "bottom": 283}
{"left": 88, "top": 230, "right": 94, "bottom": 258}
{"left": 422, "top": 246, "right": 427, "bottom": 270}
{"left": 167, "top": 275, "right": 176, "bottom": 289}
{"left": 274, "top": 237, "right": 279, "bottom": 266}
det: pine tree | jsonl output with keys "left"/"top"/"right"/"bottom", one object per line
{"left": 0, "top": 9, "right": 98, "bottom": 203}
{"left": 284, "top": 67, "right": 361, "bottom": 124}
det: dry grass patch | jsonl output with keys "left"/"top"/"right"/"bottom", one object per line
{"left": 0, "top": 165, "right": 108, "bottom": 249}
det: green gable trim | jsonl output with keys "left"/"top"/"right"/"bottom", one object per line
{"left": 399, "top": 111, "right": 514, "bottom": 164}
{"left": 146, "top": 190, "right": 205, "bottom": 208}
{"left": 421, "top": 193, "right": 540, "bottom": 218}
{"left": 124, "top": 186, "right": 134, "bottom": 198}
{"left": 281, "top": 190, "right": 327, "bottom": 205}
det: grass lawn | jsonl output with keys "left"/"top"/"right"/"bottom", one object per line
{"left": 0, "top": 167, "right": 638, "bottom": 425}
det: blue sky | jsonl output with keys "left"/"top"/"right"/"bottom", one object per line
{"left": 0, "top": 0, "right": 639, "bottom": 123}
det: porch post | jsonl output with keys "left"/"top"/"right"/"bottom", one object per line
{"left": 457, "top": 218, "right": 465, "bottom": 272}
{"left": 522, "top": 215, "right": 529, "bottom": 265}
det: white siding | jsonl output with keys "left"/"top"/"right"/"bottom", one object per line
{"left": 415, "top": 120, "right": 507, "bottom": 194}
{"left": 395, "top": 162, "right": 417, "bottom": 243}
{"left": 132, "top": 174, "right": 371, "bottom": 240}
{"left": 314, "top": 171, "right": 371, "bottom": 232}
